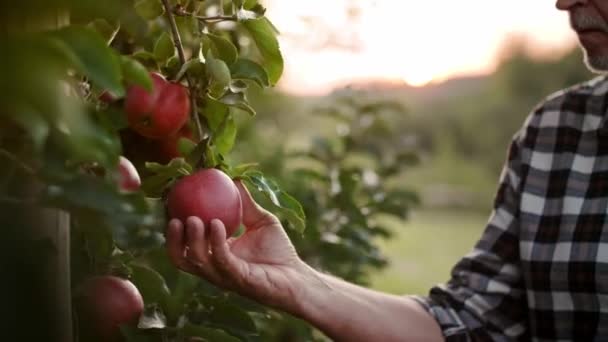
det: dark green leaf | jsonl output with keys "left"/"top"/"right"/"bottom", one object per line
{"left": 214, "top": 114, "right": 237, "bottom": 155}
{"left": 51, "top": 26, "right": 124, "bottom": 96}
{"left": 130, "top": 264, "right": 170, "bottom": 308}
{"left": 6, "top": 104, "right": 50, "bottom": 149}
{"left": 241, "top": 17, "right": 283, "bottom": 85}
{"left": 206, "top": 55, "right": 232, "bottom": 90}
{"left": 230, "top": 58, "right": 269, "bottom": 87}
{"left": 132, "top": 50, "right": 158, "bottom": 69}
{"left": 166, "top": 271, "right": 198, "bottom": 321}
{"left": 175, "top": 59, "right": 205, "bottom": 82}
{"left": 243, "top": 172, "right": 306, "bottom": 233}
{"left": 205, "top": 33, "right": 238, "bottom": 65}
{"left": 121, "top": 56, "right": 153, "bottom": 90}
{"left": 181, "top": 323, "right": 240, "bottom": 342}
{"left": 201, "top": 96, "right": 230, "bottom": 130}
{"left": 135, "top": 0, "right": 164, "bottom": 20}
{"left": 154, "top": 32, "right": 175, "bottom": 63}
{"left": 141, "top": 158, "right": 193, "bottom": 197}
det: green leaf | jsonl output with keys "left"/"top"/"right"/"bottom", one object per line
{"left": 206, "top": 54, "right": 232, "bottom": 90}
{"left": 201, "top": 96, "right": 230, "bottom": 131}
{"left": 88, "top": 19, "right": 120, "bottom": 45}
{"left": 206, "top": 300, "right": 258, "bottom": 338}
{"left": 166, "top": 271, "right": 198, "bottom": 321}
{"left": 132, "top": 50, "right": 158, "bottom": 69}
{"left": 241, "top": 17, "right": 283, "bottom": 85}
{"left": 230, "top": 58, "right": 270, "bottom": 87}
{"left": 178, "top": 137, "right": 196, "bottom": 156}
{"left": 205, "top": 33, "right": 238, "bottom": 65}
{"left": 141, "top": 158, "right": 193, "bottom": 197}
{"left": 6, "top": 104, "right": 50, "bottom": 150}
{"left": 243, "top": 172, "right": 306, "bottom": 233}
{"left": 51, "top": 26, "right": 125, "bottom": 96}
{"left": 154, "top": 31, "right": 175, "bottom": 63}
{"left": 228, "top": 163, "right": 259, "bottom": 178}
{"left": 218, "top": 91, "right": 256, "bottom": 116}
{"left": 120, "top": 56, "right": 152, "bottom": 90}
{"left": 135, "top": 0, "right": 165, "bottom": 20}
{"left": 181, "top": 323, "right": 240, "bottom": 342}
{"left": 130, "top": 264, "right": 170, "bottom": 308}
{"left": 175, "top": 58, "right": 205, "bottom": 82}
{"left": 214, "top": 114, "right": 237, "bottom": 155}
{"left": 42, "top": 174, "right": 155, "bottom": 231}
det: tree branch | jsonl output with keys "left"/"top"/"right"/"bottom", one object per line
{"left": 0, "top": 148, "right": 36, "bottom": 175}
{"left": 160, "top": 0, "right": 205, "bottom": 140}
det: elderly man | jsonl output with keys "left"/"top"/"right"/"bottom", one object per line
{"left": 166, "top": 1, "right": 608, "bottom": 340}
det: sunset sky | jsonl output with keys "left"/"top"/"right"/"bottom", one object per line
{"left": 264, "top": 0, "right": 579, "bottom": 95}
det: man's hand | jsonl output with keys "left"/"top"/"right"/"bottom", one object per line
{"left": 165, "top": 181, "right": 312, "bottom": 312}
{"left": 166, "top": 181, "right": 443, "bottom": 342}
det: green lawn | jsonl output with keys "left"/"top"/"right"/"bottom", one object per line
{"left": 370, "top": 209, "right": 488, "bottom": 295}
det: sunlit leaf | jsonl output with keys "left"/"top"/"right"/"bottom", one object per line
{"left": 241, "top": 17, "right": 283, "bottom": 85}
{"left": 242, "top": 172, "right": 306, "bottom": 233}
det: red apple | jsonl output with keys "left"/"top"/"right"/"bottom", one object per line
{"left": 117, "top": 156, "right": 141, "bottom": 191}
{"left": 167, "top": 169, "right": 243, "bottom": 237}
{"left": 125, "top": 72, "right": 190, "bottom": 139}
{"left": 74, "top": 276, "right": 144, "bottom": 342}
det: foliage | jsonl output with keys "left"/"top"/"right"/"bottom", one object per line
{"left": 234, "top": 88, "right": 420, "bottom": 340}
{"left": 0, "top": 0, "right": 420, "bottom": 341}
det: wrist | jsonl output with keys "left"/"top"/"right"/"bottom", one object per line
{"left": 285, "top": 263, "right": 334, "bottom": 321}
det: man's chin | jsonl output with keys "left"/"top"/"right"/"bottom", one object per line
{"left": 584, "top": 53, "right": 608, "bottom": 74}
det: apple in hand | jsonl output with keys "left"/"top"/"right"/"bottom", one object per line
{"left": 125, "top": 72, "right": 190, "bottom": 139}
{"left": 74, "top": 276, "right": 144, "bottom": 342}
{"left": 167, "top": 168, "right": 243, "bottom": 237}
{"left": 117, "top": 156, "right": 141, "bottom": 192}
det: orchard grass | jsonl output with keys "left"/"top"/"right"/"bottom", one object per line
{"left": 371, "top": 209, "right": 487, "bottom": 295}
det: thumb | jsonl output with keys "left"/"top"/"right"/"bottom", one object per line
{"left": 235, "top": 180, "right": 279, "bottom": 230}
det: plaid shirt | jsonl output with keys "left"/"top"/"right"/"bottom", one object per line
{"left": 414, "top": 75, "right": 608, "bottom": 341}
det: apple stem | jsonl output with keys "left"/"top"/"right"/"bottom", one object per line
{"left": 160, "top": 0, "right": 205, "bottom": 141}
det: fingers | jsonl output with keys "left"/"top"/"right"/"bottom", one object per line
{"left": 183, "top": 217, "right": 223, "bottom": 284}
{"left": 185, "top": 216, "right": 210, "bottom": 264}
{"left": 165, "top": 219, "right": 198, "bottom": 274}
{"left": 235, "top": 180, "right": 280, "bottom": 230}
{"left": 209, "top": 219, "right": 245, "bottom": 279}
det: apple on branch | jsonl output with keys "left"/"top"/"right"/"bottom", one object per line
{"left": 125, "top": 72, "right": 190, "bottom": 139}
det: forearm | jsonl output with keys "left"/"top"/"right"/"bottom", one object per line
{"left": 288, "top": 267, "right": 444, "bottom": 342}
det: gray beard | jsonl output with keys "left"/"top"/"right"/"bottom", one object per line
{"left": 583, "top": 48, "right": 608, "bottom": 73}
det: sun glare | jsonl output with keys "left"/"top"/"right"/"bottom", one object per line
{"left": 265, "top": 0, "right": 576, "bottom": 95}
{"left": 402, "top": 72, "right": 435, "bottom": 88}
